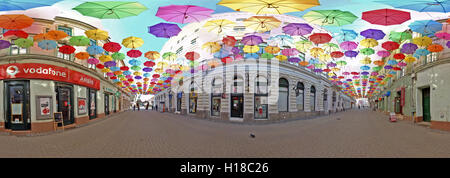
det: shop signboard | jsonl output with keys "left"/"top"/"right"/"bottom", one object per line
{"left": 0, "top": 63, "right": 100, "bottom": 90}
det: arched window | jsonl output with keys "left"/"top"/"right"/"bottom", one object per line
{"left": 296, "top": 82, "right": 304, "bottom": 111}
{"left": 310, "top": 86, "right": 316, "bottom": 111}
{"left": 255, "top": 75, "right": 268, "bottom": 94}
{"left": 278, "top": 78, "right": 289, "bottom": 112}
{"left": 231, "top": 75, "right": 244, "bottom": 94}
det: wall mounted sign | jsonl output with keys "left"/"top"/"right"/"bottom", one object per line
{"left": 36, "top": 95, "right": 53, "bottom": 120}
{"left": 78, "top": 98, "right": 87, "bottom": 115}
{"left": 0, "top": 63, "right": 100, "bottom": 90}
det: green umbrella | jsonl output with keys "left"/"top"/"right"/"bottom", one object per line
{"left": 361, "top": 75, "right": 369, "bottom": 79}
{"left": 69, "top": 36, "right": 90, "bottom": 46}
{"left": 260, "top": 53, "right": 274, "bottom": 59}
{"left": 314, "top": 63, "right": 326, "bottom": 68}
{"left": 303, "top": 10, "right": 358, "bottom": 26}
{"left": 322, "top": 43, "right": 339, "bottom": 52}
{"left": 336, "top": 60, "right": 347, "bottom": 66}
{"left": 73, "top": 1, "right": 148, "bottom": 19}
{"left": 188, "top": 61, "right": 199, "bottom": 67}
{"left": 162, "top": 52, "right": 177, "bottom": 61}
{"left": 131, "top": 65, "right": 141, "bottom": 71}
{"left": 389, "top": 31, "right": 412, "bottom": 43}
{"left": 372, "top": 66, "right": 382, "bottom": 71}
{"left": 112, "top": 52, "right": 125, "bottom": 61}
{"left": 14, "top": 38, "right": 33, "bottom": 48}
{"left": 360, "top": 48, "right": 375, "bottom": 55}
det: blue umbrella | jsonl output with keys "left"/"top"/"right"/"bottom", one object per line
{"left": 87, "top": 45, "right": 104, "bottom": 55}
{"left": 408, "top": 20, "right": 442, "bottom": 35}
{"left": 0, "top": 0, "right": 62, "bottom": 11}
{"left": 360, "top": 65, "right": 371, "bottom": 70}
{"left": 309, "top": 59, "right": 319, "bottom": 64}
{"left": 244, "top": 53, "right": 259, "bottom": 59}
{"left": 376, "top": 0, "right": 450, "bottom": 13}
{"left": 387, "top": 60, "right": 398, "bottom": 65}
{"left": 143, "top": 73, "right": 151, "bottom": 78}
{"left": 269, "top": 35, "right": 294, "bottom": 47}
{"left": 334, "top": 29, "right": 358, "bottom": 42}
{"left": 128, "top": 59, "right": 142, "bottom": 66}
{"left": 38, "top": 40, "right": 57, "bottom": 50}
{"left": 213, "top": 48, "right": 231, "bottom": 58}
{"left": 414, "top": 49, "right": 431, "bottom": 56}
{"left": 123, "top": 71, "right": 132, "bottom": 75}
{"left": 110, "top": 66, "right": 120, "bottom": 71}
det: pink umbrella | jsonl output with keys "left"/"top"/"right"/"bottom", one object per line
{"left": 87, "top": 58, "right": 99, "bottom": 64}
{"left": 198, "top": 64, "right": 208, "bottom": 71}
{"left": 156, "top": 5, "right": 214, "bottom": 24}
{"left": 281, "top": 48, "right": 299, "bottom": 56}
{"left": 377, "top": 50, "right": 390, "bottom": 58}
{"left": 435, "top": 32, "right": 450, "bottom": 40}
{"left": 340, "top": 41, "right": 358, "bottom": 51}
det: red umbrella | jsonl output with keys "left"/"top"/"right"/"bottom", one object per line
{"left": 127, "top": 49, "right": 142, "bottom": 58}
{"left": 393, "top": 67, "right": 402, "bottom": 71}
{"left": 330, "top": 51, "right": 344, "bottom": 58}
{"left": 120, "top": 66, "right": 129, "bottom": 71}
{"left": 152, "top": 74, "right": 160, "bottom": 78}
{"left": 393, "top": 53, "right": 405, "bottom": 60}
{"left": 351, "top": 72, "right": 359, "bottom": 75}
{"left": 103, "top": 42, "right": 122, "bottom": 52}
{"left": 221, "top": 56, "right": 233, "bottom": 64}
{"left": 323, "top": 68, "right": 331, "bottom": 73}
{"left": 185, "top": 51, "right": 200, "bottom": 61}
{"left": 309, "top": 33, "right": 332, "bottom": 44}
{"left": 362, "top": 9, "right": 410, "bottom": 26}
{"left": 144, "top": 61, "right": 155, "bottom": 67}
{"left": 110, "top": 76, "right": 117, "bottom": 80}
{"left": 96, "top": 64, "right": 105, "bottom": 69}
{"left": 59, "top": 45, "right": 76, "bottom": 54}
{"left": 3, "top": 30, "right": 28, "bottom": 39}
{"left": 382, "top": 41, "right": 400, "bottom": 51}
{"left": 222, "top": 36, "right": 237, "bottom": 46}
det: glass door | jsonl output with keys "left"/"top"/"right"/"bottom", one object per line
{"left": 56, "top": 85, "right": 74, "bottom": 125}
{"left": 88, "top": 89, "right": 97, "bottom": 119}
{"left": 5, "top": 80, "right": 30, "bottom": 130}
{"left": 422, "top": 88, "right": 431, "bottom": 122}
{"left": 104, "top": 93, "right": 109, "bottom": 115}
{"left": 230, "top": 95, "right": 243, "bottom": 118}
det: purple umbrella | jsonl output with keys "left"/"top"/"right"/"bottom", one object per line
{"left": 281, "top": 48, "right": 299, "bottom": 56}
{"left": 384, "top": 65, "right": 393, "bottom": 70}
{"left": 400, "top": 43, "right": 418, "bottom": 54}
{"left": 135, "top": 76, "right": 143, "bottom": 80}
{"left": 361, "top": 71, "right": 369, "bottom": 75}
{"left": 360, "top": 29, "right": 386, "bottom": 40}
{"left": 446, "top": 41, "right": 450, "bottom": 48}
{"left": 143, "top": 67, "right": 153, "bottom": 72}
{"left": 149, "top": 23, "right": 182, "bottom": 38}
{"left": 327, "top": 62, "right": 336, "bottom": 67}
{"left": 288, "top": 57, "right": 301, "bottom": 63}
{"left": 241, "top": 35, "right": 263, "bottom": 45}
{"left": 314, "top": 69, "right": 323, "bottom": 73}
{"left": 377, "top": 50, "right": 390, "bottom": 58}
{"left": 340, "top": 41, "right": 358, "bottom": 50}
{"left": 371, "top": 72, "right": 379, "bottom": 76}
{"left": 0, "top": 40, "right": 11, "bottom": 49}
{"left": 345, "top": 50, "right": 359, "bottom": 57}
{"left": 231, "top": 47, "right": 241, "bottom": 54}
{"left": 346, "top": 79, "right": 353, "bottom": 82}
{"left": 156, "top": 5, "right": 214, "bottom": 24}
{"left": 282, "top": 23, "right": 313, "bottom": 36}
{"left": 104, "top": 61, "right": 116, "bottom": 67}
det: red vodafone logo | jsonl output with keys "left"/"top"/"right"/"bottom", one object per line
{"left": 6, "top": 65, "right": 19, "bottom": 78}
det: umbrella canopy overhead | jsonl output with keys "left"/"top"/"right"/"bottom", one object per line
{"left": 377, "top": 0, "right": 450, "bottom": 13}
{"left": 334, "top": 29, "right": 358, "bottom": 42}
{"left": 149, "top": 23, "right": 182, "bottom": 38}
{"left": 85, "top": 29, "right": 109, "bottom": 40}
{"left": 122, "top": 36, "right": 144, "bottom": 48}
{"left": 409, "top": 20, "right": 443, "bottom": 35}
{"left": 73, "top": 1, "right": 148, "bottom": 19}
{"left": 244, "top": 16, "right": 281, "bottom": 32}
{"left": 282, "top": 23, "right": 313, "bottom": 36}
{"left": 217, "top": 0, "right": 320, "bottom": 14}
{"left": 0, "top": 14, "right": 34, "bottom": 29}
{"left": 362, "top": 8, "right": 410, "bottom": 26}
{"left": 203, "top": 19, "right": 235, "bottom": 34}
{"left": 0, "top": 0, "right": 62, "bottom": 11}
{"left": 303, "top": 10, "right": 358, "bottom": 26}
{"left": 156, "top": 5, "right": 214, "bottom": 24}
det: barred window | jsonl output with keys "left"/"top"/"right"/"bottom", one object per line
{"left": 57, "top": 26, "right": 72, "bottom": 36}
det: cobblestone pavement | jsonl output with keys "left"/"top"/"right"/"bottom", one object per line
{"left": 1, "top": 109, "right": 450, "bottom": 158}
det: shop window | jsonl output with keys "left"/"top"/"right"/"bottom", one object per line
{"left": 58, "top": 26, "right": 72, "bottom": 36}
{"left": 295, "top": 82, "right": 304, "bottom": 111}
{"left": 211, "top": 78, "right": 222, "bottom": 117}
{"left": 310, "top": 86, "right": 316, "bottom": 111}
{"left": 189, "top": 82, "right": 197, "bottom": 113}
{"left": 255, "top": 76, "right": 268, "bottom": 119}
{"left": 278, "top": 78, "right": 289, "bottom": 112}
{"left": 10, "top": 44, "right": 27, "bottom": 55}
{"left": 323, "top": 89, "right": 328, "bottom": 111}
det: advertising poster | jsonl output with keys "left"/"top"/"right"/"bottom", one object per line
{"left": 39, "top": 97, "right": 51, "bottom": 116}
{"left": 78, "top": 98, "right": 87, "bottom": 115}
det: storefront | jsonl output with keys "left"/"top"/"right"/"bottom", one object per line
{"left": 230, "top": 75, "right": 244, "bottom": 118}
{"left": 56, "top": 83, "right": 74, "bottom": 125}
{"left": 88, "top": 88, "right": 97, "bottom": 119}
{"left": 176, "top": 92, "right": 182, "bottom": 112}
{"left": 4, "top": 80, "right": 31, "bottom": 130}
{"left": 189, "top": 92, "right": 197, "bottom": 113}
{"left": 103, "top": 87, "right": 116, "bottom": 116}
{"left": 254, "top": 76, "right": 268, "bottom": 119}
{"left": 211, "top": 78, "right": 222, "bottom": 117}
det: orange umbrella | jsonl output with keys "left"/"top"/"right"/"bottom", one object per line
{"left": 145, "top": 51, "right": 160, "bottom": 60}
{"left": 33, "top": 33, "right": 50, "bottom": 42}
{"left": 264, "top": 46, "right": 280, "bottom": 54}
{"left": 427, "top": 44, "right": 443, "bottom": 53}
{"left": 75, "top": 52, "right": 90, "bottom": 60}
{"left": 0, "top": 14, "right": 34, "bottom": 30}
{"left": 44, "top": 30, "right": 69, "bottom": 40}
{"left": 299, "top": 61, "right": 309, "bottom": 66}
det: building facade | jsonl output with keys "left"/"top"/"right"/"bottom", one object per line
{"left": 0, "top": 15, "right": 132, "bottom": 134}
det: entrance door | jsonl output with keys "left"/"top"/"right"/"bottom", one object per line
{"left": 88, "top": 89, "right": 97, "bottom": 119}
{"left": 104, "top": 93, "right": 110, "bottom": 115}
{"left": 230, "top": 95, "right": 243, "bottom": 118}
{"left": 177, "top": 97, "right": 182, "bottom": 111}
{"left": 422, "top": 88, "right": 431, "bottom": 122}
{"left": 5, "top": 81, "right": 30, "bottom": 130}
{"left": 56, "top": 85, "right": 74, "bottom": 125}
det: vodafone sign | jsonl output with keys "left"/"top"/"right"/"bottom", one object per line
{"left": 0, "top": 63, "right": 100, "bottom": 90}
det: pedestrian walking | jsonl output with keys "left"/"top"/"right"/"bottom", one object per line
{"left": 133, "top": 103, "right": 136, "bottom": 111}
{"left": 137, "top": 103, "right": 140, "bottom": 111}
{"left": 146, "top": 102, "right": 149, "bottom": 110}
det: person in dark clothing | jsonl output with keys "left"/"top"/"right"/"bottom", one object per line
{"left": 133, "top": 103, "right": 136, "bottom": 111}
{"left": 137, "top": 103, "right": 140, "bottom": 111}
{"left": 156, "top": 105, "right": 158, "bottom": 111}
{"left": 146, "top": 102, "right": 149, "bottom": 110}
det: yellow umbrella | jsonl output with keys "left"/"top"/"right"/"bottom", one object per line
{"left": 85, "top": 29, "right": 109, "bottom": 40}
{"left": 404, "top": 56, "right": 416, "bottom": 63}
{"left": 217, "top": 0, "right": 320, "bottom": 15}
{"left": 264, "top": 46, "right": 280, "bottom": 54}
{"left": 203, "top": 19, "right": 235, "bottom": 34}
{"left": 157, "top": 61, "right": 169, "bottom": 69}
{"left": 360, "top": 38, "right": 378, "bottom": 48}
{"left": 319, "top": 53, "right": 331, "bottom": 62}
{"left": 202, "top": 42, "right": 221, "bottom": 53}
{"left": 310, "top": 47, "right": 324, "bottom": 58}
{"left": 276, "top": 55, "right": 287, "bottom": 61}
{"left": 154, "top": 68, "right": 164, "bottom": 73}
{"left": 243, "top": 45, "right": 260, "bottom": 53}
{"left": 360, "top": 57, "right": 372, "bottom": 64}
{"left": 122, "top": 36, "right": 144, "bottom": 48}
{"left": 99, "top": 55, "right": 112, "bottom": 62}
{"left": 134, "top": 72, "right": 142, "bottom": 76}
{"left": 295, "top": 40, "right": 312, "bottom": 52}
{"left": 412, "top": 36, "right": 432, "bottom": 47}
{"left": 101, "top": 68, "right": 111, "bottom": 73}
{"left": 244, "top": 16, "right": 281, "bottom": 32}
{"left": 331, "top": 67, "right": 340, "bottom": 72}
{"left": 145, "top": 51, "right": 160, "bottom": 60}
{"left": 328, "top": 72, "right": 336, "bottom": 76}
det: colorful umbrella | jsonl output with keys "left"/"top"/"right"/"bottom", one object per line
{"left": 282, "top": 23, "right": 313, "bottom": 36}
{"left": 412, "top": 36, "right": 432, "bottom": 47}
{"left": 0, "top": 40, "right": 11, "bottom": 49}
{"left": 69, "top": 36, "right": 90, "bottom": 46}
{"left": 145, "top": 51, "right": 160, "bottom": 60}
{"left": 127, "top": 49, "right": 142, "bottom": 58}
{"left": 0, "top": 14, "right": 34, "bottom": 29}
{"left": 103, "top": 42, "right": 122, "bottom": 52}
{"left": 334, "top": 29, "right": 358, "bottom": 42}
{"left": 217, "top": 0, "right": 320, "bottom": 14}
{"left": 222, "top": 36, "right": 237, "bottom": 46}
{"left": 265, "top": 46, "right": 281, "bottom": 54}
{"left": 99, "top": 55, "right": 112, "bottom": 62}
{"left": 243, "top": 16, "right": 281, "bottom": 32}
{"left": 38, "top": 40, "right": 57, "bottom": 50}
{"left": 242, "top": 35, "right": 263, "bottom": 45}
{"left": 202, "top": 42, "right": 221, "bottom": 53}
{"left": 281, "top": 48, "right": 300, "bottom": 56}
{"left": 0, "top": 0, "right": 62, "bottom": 11}
{"left": 75, "top": 52, "right": 89, "bottom": 60}
{"left": 360, "top": 29, "right": 385, "bottom": 40}
{"left": 382, "top": 41, "right": 400, "bottom": 51}
{"left": 377, "top": 0, "right": 450, "bottom": 13}
{"left": 309, "top": 33, "right": 332, "bottom": 44}
{"left": 435, "top": 32, "right": 450, "bottom": 40}
{"left": 389, "top": 31, "right": 412, "bottom": 42}
{"left": 156, "top": 5, "right": 214, "bottom": 24}
{"left": 362, "top": 8, "right": 410, "bottom": 26}
{"left": 360, "top": 38, "right": 378, "bottom": 48}
{"left": 185, "top": 51, "right": 200, "bottom": 61}
{"left": 87, "top": 45, "right": 104, "bottom": 55}
{"left": 45, "top": 30, "right": 68, "bottom": 40}
{"left": 73, "top": 1, "right": 148, "bottom": 19}
{"left": 203, "top": 19, "right": 235, "bottom": 34}
{"left": 85, "top": 29, "right": 108, "bottom": 40}
{"left": 112, "top": 52, "right": 125, "bottom": 61}
{"left": 148, "top": 23, "right": 181, "bottom": 38}
{"left": 427, "top": 44, "right": 444, "bottom": 52}
{"left": 303, "top": 10, "right": 358, "bottom": 26}
{"left": 243, "top": 45, "right": 260, "bottom": 53}
{"left": 409, "top": 20, "right": 443, "bottom": 35}
{"left": 14, "top": 38, "right": 33, "bottom": 48}
{"left": 122, "top": 36, "right": 144, "bottom": 48}
{"left": 58, "top": 45, "right": 75, "bottom": 54}
{"left": 401, "top": 43, "right": 418, "bottom": 54}
{"left": 377, "top": 50, "right": 391, "bottom": 58}
{"left": 269, "top": 35, "right": 294, "bottom": 47}
{"left": 340, "top": 41, "right": 358, "bottom": 50}
{"left": 3, "top": 30, "right": 28, "bottom": 39}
